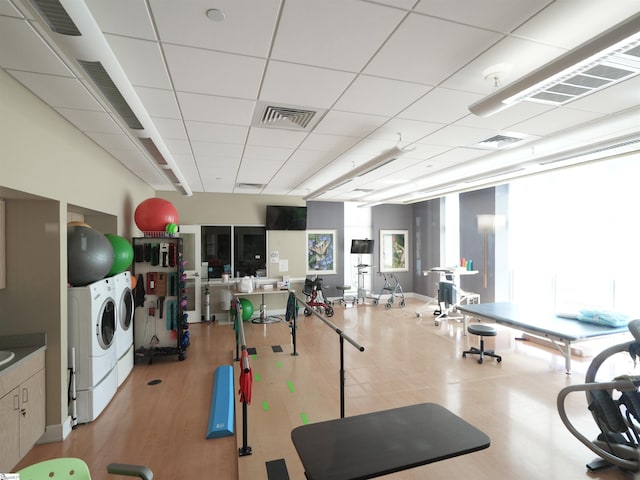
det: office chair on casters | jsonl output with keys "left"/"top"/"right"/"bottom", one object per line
{"left": 462, "top": 323, "right": 502, "bottom": 364}
{"left": 17, "top": 458, "right": 153, "bottom": 480}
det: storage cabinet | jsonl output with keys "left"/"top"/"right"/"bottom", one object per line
{"left": 0, "top": 350, "right": 45, "bottom": 471}
{"left": 132, "top": 237, "right": 189, "bottom": 362}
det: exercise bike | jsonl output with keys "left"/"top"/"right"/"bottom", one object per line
{"left": 558, "top": 319, "right": 640, "bottom": 477}
{"left": 302, "top": 275, "right": 334, "bottom": 317}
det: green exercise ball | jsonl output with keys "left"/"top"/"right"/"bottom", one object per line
{"left": 232, "top": 298, "right": 254, "bottom": 321}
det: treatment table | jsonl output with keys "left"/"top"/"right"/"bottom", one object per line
{"left": 291, "top": 402, "right": 490, "bottom": 480}
{"left": 458, "top": 302, "right": 631, "bottom": 373}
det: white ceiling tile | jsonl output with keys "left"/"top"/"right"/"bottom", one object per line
{"left": 104, "top": 35, "right": 171, "bottom": 89}
{"left": 85, "top": 0, "right": 156, "bottom": 40}
{"left": 367, "top": 118, "right": 444, "bottom": 144}
{"left": 333, "top": 76, "right": 432, "bottom": 117}
{"left": 165, "top": 45, "right": 265, "bottom": 99}
{"left": 510, "top": 107, "right": 604, "bottom": 137}
{"left": 271, "top": 0, "right": 406, "bottom": 71}
{"left": 150, "top": 0, "right": 281, "bottom": 57}
{"left": 364, "top": 13, "right": 502, "bottom": 85}
{"left": 152, "top": 118, "right": 187, "bottom": 140}
{"left": 191, "top": 142, "right": 244, "bottom": 159}
{"left": 568, "top": 76, "right": 640, "bottom": 115}
{"left": 55, "top": 108, "right": 124, "bottom": 134}
{"left": 164, "top": 138, "right": 192, "bottom": 156}
{"left": 399, "top": 88, "right": 484, "bottom": 124}
{"left": 9, "top": 71, "right": 102, "bottom": 110}
{"left": 242, "top": 145, "right": 294, "bottom": 162}
{"left": 298, "top": 133, "right": 360, "bottom": 153}
{"left": 135, "top": 87, "right": 181, "bottom": 119}
{"left": 313, "top": 111, "right": 389, "bottom": 137}
{"left": 442, "top": 36, "right": 566, "bottom": 95}
{"left": 247, "top": 127, "right": 308, "bottom": 149}
{"left": 413, "top": 0, "right": 553, "bottom": 32}
{"left": 513, "top": 1, "right": 640, "bottom": 49}
{"left": 260, "top": 61, "right": 355, "bottom": 109}
{"left": 177, "top": 92, "right": 256, "bottom": 125}
{"left": 185, "top": 121, "right": 249, "bottom": 144}
{"left": 0, "top": 18, "right": 72, "bottom": 76}
{"left": 421, "top": 125, "right": 498, "bottom": 147}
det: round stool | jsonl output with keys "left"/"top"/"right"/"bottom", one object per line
{"left": 336, "top": 285, "right": 355, "bottom": 306}
{"left": 462, "top": 324, "right": 502, "bottom": 364}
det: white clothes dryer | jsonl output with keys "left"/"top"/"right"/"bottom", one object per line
{"left": 113, "top": 271, "right": 134, "bottom": 386}
{"left": 68, "top": 277, "right": 117, "bottom": 423}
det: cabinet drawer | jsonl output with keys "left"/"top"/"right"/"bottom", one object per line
{"left": 0, "top": 351, "right": 45, "bottom": 398}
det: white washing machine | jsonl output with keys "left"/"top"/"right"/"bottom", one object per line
{"left": 113, "top": 271, "right": 134, "bottom": 386}
{"left": 68, "top": 277, "right": 117, "bottom": 423}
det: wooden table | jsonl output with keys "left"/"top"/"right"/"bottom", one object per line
{"left": 291, "top": 402, "right": 490, "bottom": 480}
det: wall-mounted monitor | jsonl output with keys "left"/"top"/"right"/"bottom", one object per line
{"left": 265, "top": 205, "right": 307, "bottom": 230}
{"left": 350, "top": 239, "right": 374, "bottom": 254}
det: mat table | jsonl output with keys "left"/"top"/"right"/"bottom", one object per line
{"left": 291, "top": 402, "right": 490, "bottom": 480}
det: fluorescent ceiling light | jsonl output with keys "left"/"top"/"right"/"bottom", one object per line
{"left": 304, "top": 145, "right": 414, "bottom": 200}
{"left": 470, "top": 12, "right": 640, "bottom": 117}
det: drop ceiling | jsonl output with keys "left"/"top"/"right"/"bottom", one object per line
{"left": 1, "top": 0, "right": 640, "bottom": 204}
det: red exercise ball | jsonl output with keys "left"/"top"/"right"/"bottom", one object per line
{"left": 134, "top": 198, "right": 179, "bottom": 233}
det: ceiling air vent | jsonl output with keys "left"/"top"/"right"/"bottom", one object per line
{"left": 252, "top": 102, "right": 323, "bottom": 131}
{"left": 77, "top": 60, "right": 144, "bottom": 130}
{"left": 474, "top": 134, "right": 524, "bottom": 150}
{"left": 140, "top": 138, "right": 167, "bottom": 166}
{"left": 30, "top": 0, "right": 81, "bottom": 35}
{"left": 236, "top": 183, "right": 265, "bottom": 190}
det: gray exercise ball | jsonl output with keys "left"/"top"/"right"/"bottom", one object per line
{"left": 67, "top": 225, "right": 114, "bottom": 286}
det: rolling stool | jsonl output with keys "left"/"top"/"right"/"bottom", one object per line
{"left": 336, "top": 285, "right": 355, "bottom": 307}
{"left": 462, "top": 323, "right": 502, "bottom": 364}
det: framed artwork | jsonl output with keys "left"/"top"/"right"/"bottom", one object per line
{"left": 380, "top": 230, "right": 408, "bottom": 272}
{"left": 306, "top": 230, "right": 336, "bottom": 275}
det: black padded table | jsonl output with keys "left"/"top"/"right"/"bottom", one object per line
{"left": 291, "top": 402, "right": 490, "bottom": 480}
{"left": 458, "top": 302, "right": 631, "bottom": 373}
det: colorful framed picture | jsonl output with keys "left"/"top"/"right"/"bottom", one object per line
{"left": 306, "top": 230, "right": 336, "bottom": 275}
{"left": 380, "top": 230, "right": 408, "bottom": 272}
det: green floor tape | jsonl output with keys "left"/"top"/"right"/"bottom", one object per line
{"left": 254, "top": 373, "right": 261, "bottom": 382}
{"left": 300, "top": 413, "right": 309, "bottom": 425}
{"left": 263, "top": 401, "right": 269, "bottom": 411}
{"left": 287, "top": 380, "right": 295, "bottom": 393}
{"left": 276, "top": 360, "right": 282, "bottom": 368}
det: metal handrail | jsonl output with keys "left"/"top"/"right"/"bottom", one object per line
{"left": 294, "top": 293, "right": 365, "bottom": 418}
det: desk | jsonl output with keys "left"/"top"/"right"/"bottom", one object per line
{"left": 291, "top": 403, "right": 490, "bottom": 480}
{"left": 458, "top": 302, "right": 631, "bottom": 373}
{"left": 233, "top": 288, "right": 291, "bottom": 323}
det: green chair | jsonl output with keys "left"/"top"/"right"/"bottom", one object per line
{"left": 17, "top": 457, "right": 153, "bottom": 480}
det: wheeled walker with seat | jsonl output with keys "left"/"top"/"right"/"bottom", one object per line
{"left": 302, "top": 275, "right": 334, "bottom": 317}
{"left": 371, "top": 272, "right": 405, "bottom": 309}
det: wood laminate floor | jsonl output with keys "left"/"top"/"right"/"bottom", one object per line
{"left": 14, "top": 298, "right": 640, "bottom": 479}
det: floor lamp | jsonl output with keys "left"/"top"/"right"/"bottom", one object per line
{"left": 476, "top": 214, "right": 506, "bottom": 289}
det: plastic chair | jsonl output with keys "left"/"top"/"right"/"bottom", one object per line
{"left": 17, "top": 458, "right": 153, "bottom": 480}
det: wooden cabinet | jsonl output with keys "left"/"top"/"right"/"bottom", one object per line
{"left": 0, "top": 350, "right": 45, "bottom": 471}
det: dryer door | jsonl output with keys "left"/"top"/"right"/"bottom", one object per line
{"left": 119, "top": 288, "right": 133, "bottom": 332}
{"left": 97, "top": 297, "right": 116, "bottom": 350}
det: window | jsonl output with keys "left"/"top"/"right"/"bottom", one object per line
{"left": 201, "top": 225, "right": 266, "bottom": 278}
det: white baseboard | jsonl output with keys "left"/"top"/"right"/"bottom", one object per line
{"left": 38, "top": 416, "right": 73, "bottom": 444}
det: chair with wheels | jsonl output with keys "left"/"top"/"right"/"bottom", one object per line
{"left": 17, "top": 457, "right": 153, "bottom": 480}
{"left": 336, "top": 284, "right": 355, "bottom": 307}
{"left": 462, "top": 323, "right": 502, "bottom": 364}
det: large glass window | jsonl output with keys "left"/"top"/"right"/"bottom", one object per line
{"left": 201, "top": 225, "right": 266, "bottom": 278}
{"left": 507, "top": 156, "right": 640, "bottom": 314}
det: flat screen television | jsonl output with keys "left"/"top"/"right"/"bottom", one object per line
{"left": 265, "top": 205, "right": 307, "bottom": 230}
{"left": 350, "top": 239, "right": 374, "bottom": 254}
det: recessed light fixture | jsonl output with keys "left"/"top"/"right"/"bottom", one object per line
{"left": 206, "top": 8, "right": 226, "bottom": 22}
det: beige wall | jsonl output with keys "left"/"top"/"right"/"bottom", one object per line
{"left": 0, "top": 69, "right": 153, "bottom": 438}
{"left": 157, "top": 191, "right": 304, "bottom": 226}
{"left": 0, "top": 69, "right": 311, "bottom": 440}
